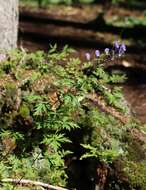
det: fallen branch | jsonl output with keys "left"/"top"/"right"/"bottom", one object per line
{"left": 1, "top": 178, "right": 69, "bottom": 190}
{"left": 130, "top": 128, "right": 146, "bottom": 144}
{"left": 86, "top": 93, "right": 130, "bottom": 124}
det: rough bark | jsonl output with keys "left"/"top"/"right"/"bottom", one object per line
{"left": 0, "top": 0, "right": 18, "bottom": 51}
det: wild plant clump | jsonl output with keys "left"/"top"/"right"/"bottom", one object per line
{"left": 0, "top": 43, "right": 145, "bottom": 189}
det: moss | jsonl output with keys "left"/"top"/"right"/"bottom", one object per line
{"left": 126, "top": 141, "right": 145, "bottom": 162}
{"left": 124, "top": 161, "right": 146, "bottom": 189}
{"left": 19, "top": 104, "right": 30, "bottom": 118}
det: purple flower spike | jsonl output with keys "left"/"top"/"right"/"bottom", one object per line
{"left": 85, "top": 52, "right": 91, "bottom": 61}
{"left": 121, "top": 43, "right": 126, "bottom": 52}
{"left": 104, "top": 48, "right": 110, "bottom": 55}
{"left": 95, "top": 50, "right": 100, "bottom": 57}
{"left": 114, "top": 41, "right": 120, "bottom": 49}
{"left": 118, "top": 43, "right": 126, "bottom": 57}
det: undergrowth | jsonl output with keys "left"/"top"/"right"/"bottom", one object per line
{"left": 0, "top": 44, "right": 145, "bottom": 190}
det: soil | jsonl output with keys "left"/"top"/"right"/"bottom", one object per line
{"left": 123, "top": 85, "right": 146, "bottom": 124}
{"left": 20, "top": 5, "right": 102, "bottom": 24}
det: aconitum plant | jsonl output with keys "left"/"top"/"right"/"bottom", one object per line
{"left": 113, "top": 41, "right": 126, "bottom": 57}
{"left": 85, "top": 41, "right": 126, "bottom": 61}
{"left": 95, "top": 50, "right": 100, "bottom": 57}
{"left": 104, "top": 48, "right": 110, "bottom": 55}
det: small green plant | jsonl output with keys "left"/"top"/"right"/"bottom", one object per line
{"left": 111, "top": 0, "right": 124, "bottom": 4}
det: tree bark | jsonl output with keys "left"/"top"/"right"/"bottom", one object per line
{"left": 0, "top": 0, "right": 18, "bottom": 51}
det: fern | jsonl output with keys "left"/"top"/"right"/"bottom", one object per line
{"left": 42, "top": 133, "right": 71, "bottom": 151}
{"left": 34, "top": 102, "right": 50, "bottom": 116}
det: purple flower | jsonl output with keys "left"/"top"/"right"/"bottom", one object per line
{"left": 113, "top": 41, "right": 126, "bottom": 57}
{"left": 121, "top": 43, "right": 126, "bottom": 51}
{"left": 118, "top": 43, "right": 126, "bottom": 57}
{"left": 85, "top": 53, "right": 91, "bottom": 61}
{"left": 114, "top": 41, "right": 120, "bottom": 49}
{"left": 95, "top": 50, "right": 100, "bottom": 57}
{"left": 104, "top": 48, "right": 110, "bottom": 55}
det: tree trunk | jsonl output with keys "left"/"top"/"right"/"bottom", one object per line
{"left": 0, "top": 0, "right": 18, "bottom": 51}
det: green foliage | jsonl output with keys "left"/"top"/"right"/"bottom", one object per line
{"left": 107, "top": 9, "right": 146, "bottom": 28}
{"left": 124, "top": 161, "right": 146, "bottom": 189}
{"left": 0, "top": 44, "right": 143, "bottom": 189}
{"left": 81, "top": 142, "right": 124, "bottom": 163}
{"left": 0, "top": 148, "right": 67, "bottom": 187}
{"left": 20, "top": 0, "right": 94, "bottom": 6}
{"left": 143, "top": 124, "right": 146, "bottom": 132}
{"left": 111, "top": 0, "right": 144, "bottom": 6}
{"left": 111, "top": 0, "right": 126, "bottom": 4}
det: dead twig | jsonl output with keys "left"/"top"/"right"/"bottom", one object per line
{"left": 1, "top": 178, "right": 69, "bottom": 190}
